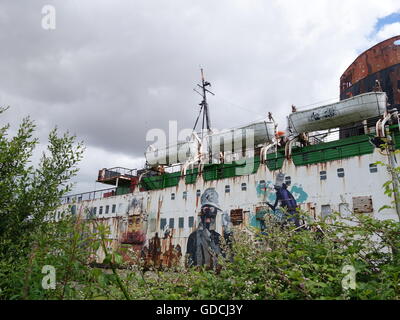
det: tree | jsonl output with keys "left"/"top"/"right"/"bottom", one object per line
{"left": 0, "top": 106, "right": 84, "bottom": 257}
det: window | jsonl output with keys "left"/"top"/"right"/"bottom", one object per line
{"left": 183, "top": 191, "right": 187, "bottom": 200}
{"left": 320, "top": 171, "right": 327, "bottom": 180}
{"left": 337, "top": 168, "right": 345, "bottom": 178}
{"left": 171, "top": 193, "right": 175, "bottom": 200}
{"left": 196, "top": 190, "right": 201, "bottom": 197}
{"left": 230, "top": 209, "right": 244, "bottom": 225}
{"left": 169, "top": 218, "right": 175, "bottom": 229}
{"left": 225, "top": 185, "right": 230, "bottom": 193}
{"left": 105, "top": 205, "right": 109, "bottom": 214}
{"left": 93, "top": 207, "right": 97, "bottom": 215}
{"left": 285, "top": 176, "right": 291, "bottom": 186}
{"left": 179, "top": 217, "right": 184, "bottom": 228}
{"left": 369, "top": 163, "right": 378, "bottom": 173}
{"left": 71, "top": 205, "right": 76, "bottom": 215}
{"left": 160, "top": 218, "right": 167, "bottom": 230}
{"left": 188, "top": 216, "right": 194, "bottom": 228}
{"left": 241, "top": 183, "right": 247, "bottom": 191}
{"left": 112, "top": 204, "right": 116, "bottom": 213}
{"left": 321, "top": 205, "right": 332, "bottom": 219}
{"left": 99, "top": 206, "right": 103, "bottom": 214}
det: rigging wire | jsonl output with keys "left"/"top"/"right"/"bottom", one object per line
{"left": 295, "top": 96, "right": 339, "bottom": 110}
{"left": 212, "top": 95, "right": 266, "bottom": 118}
{"left": 213, "top": 93, "right": 341, "bottom": 117}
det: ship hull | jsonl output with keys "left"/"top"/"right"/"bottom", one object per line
{"left": 56, "top": 142, "right": 400, "bottom": 267}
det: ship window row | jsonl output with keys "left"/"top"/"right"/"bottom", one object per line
{"left": 168, "top": 164, "right": 379, "bottom": 198}
{"left": 319, "top": 164, "right": 378, "bottom": 180}
{"left": 172, "top": 184, "right": 249, "bottom": 200}
{"left": 160, "top": 216, "right": 195, "bottom": 229}
{"left": 90, "top": 203, "right": 118, "bottom": 215}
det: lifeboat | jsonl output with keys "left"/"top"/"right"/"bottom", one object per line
{"left": 145, "top": 118, "right": 275, "bottom": 166}
{"left": 288, "top": 92, "right": 387, "bottom": 134}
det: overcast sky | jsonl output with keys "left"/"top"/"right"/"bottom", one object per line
{"left": 0, "top": 0, "right": 399, "bottom": 194}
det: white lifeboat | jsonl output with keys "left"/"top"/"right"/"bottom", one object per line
{"left": 145, "top": 118, "right": 275, "bottom": 166}
{"left": 288, "top": 92, "right": 387, "bottom": 134}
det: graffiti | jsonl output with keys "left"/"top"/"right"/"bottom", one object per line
{"left": 290, "top": 184, "right": 308, "bottom": 204}
{"left": 186, "top": 188, "right": 224, "bottom": 268}
{"left": 267, "top": 182, "right": 300, "bottom": 227}
{"left": 309, "top": 106, "right": 337, "bottom": 122}
{"left": 256, "top": 180, "right": 308, "bottom": 204}
{"left": 127, "top": 197, "right": 143, "bottom": 215}
{"left": 256, "top": 180, "right": 275, "bottom": 199}
{"left": 253, "top": 206, "right": 285, "bottom": 231}
{"left": 121, "top": 197, "right": 146, "bottom": 246}
{"left": 254, "top": 174, "right": 308, "bottom": 229}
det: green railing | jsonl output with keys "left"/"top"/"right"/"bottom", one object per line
{"left": 292, "top": 134, "right": 375, "bottom": 166}
{"left": 140, "top": 132, "right": 388, "bottom": 191}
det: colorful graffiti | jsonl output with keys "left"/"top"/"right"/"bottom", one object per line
{"left": 253, "top": 174, "right": 308, "bottom": 229}
{"left": 186, "top": 188, "right": 225, "bottom": 268}
{"left": 256, "top": 180, "right": 308, "bottom": 204}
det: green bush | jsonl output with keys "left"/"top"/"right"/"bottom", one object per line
{"left": 118, "top": 213, "right": 399, "bottom": 300}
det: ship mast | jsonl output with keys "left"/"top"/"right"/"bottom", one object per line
{"left": 193, "top": 68, "right": 214, "bottom": 138}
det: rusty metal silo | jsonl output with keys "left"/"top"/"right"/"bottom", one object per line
{"left": 339, "top": 35, "right": 400, "bottom": 138}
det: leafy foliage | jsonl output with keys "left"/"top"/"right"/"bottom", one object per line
{"left": 115, "top": 213, "right": 399, "bottom": 300}
{"left": 0, "top": 107, "right": 85, "bottom": 299}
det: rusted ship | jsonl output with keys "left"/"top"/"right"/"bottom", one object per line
{"left": 56, "top": 35, "right": 400, "bottom": 268}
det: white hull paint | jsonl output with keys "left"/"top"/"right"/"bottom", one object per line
{"left": 56, "top": 148, "right": 399, "bottom": 264}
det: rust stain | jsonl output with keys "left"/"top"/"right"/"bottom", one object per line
{"left": 155, "top": 196, "right": 163, "bottom": 232}
{"left": 341, "top": 35, "right": 400, "bottom": 88}
{"left": 340, "top": 35, "right": 400, "bottom": 106}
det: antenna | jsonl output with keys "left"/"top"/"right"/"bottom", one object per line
{"left": 192, "top": 68, "right": 214, "bottom": 137}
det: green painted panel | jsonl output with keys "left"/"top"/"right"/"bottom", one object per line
{"left": 266, "top": 150, "right": 285, "bottom": 171}
{"left": 164, "top": 171, "right": 181, "bottom": 188}
{"left": 292, "top": 134, "right": 374, "bottom": 166}
{"left": 185, "top": 168, "right": 198, "bottom": 184}
{"left": 116, "top": 186, "right": 130, "bottom": 195}
{"left": 141, "top": 175, "right": 164, "bottom": 190}
{"left": 203, "top": 164, "right": 218, "bottom": 181}
{"left": 142, "top": 133, "right": 381, "bottom": 190}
